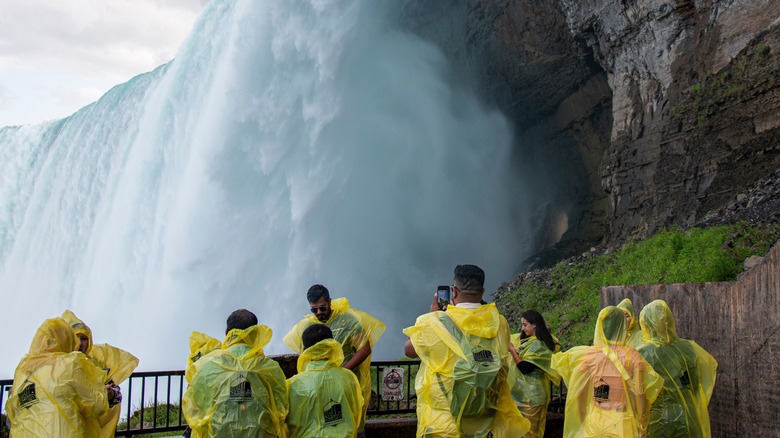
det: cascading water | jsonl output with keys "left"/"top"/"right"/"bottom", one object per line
{"left": 0, "top": 0, "right": 539, "bottom": 375}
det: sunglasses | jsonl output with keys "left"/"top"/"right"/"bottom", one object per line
{"left": 310, "top": 305, "right": 328, "bottom": 313}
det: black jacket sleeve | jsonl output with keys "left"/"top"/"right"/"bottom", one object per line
{"left": 516, "top": 360, "right": 540, "bottom": 374}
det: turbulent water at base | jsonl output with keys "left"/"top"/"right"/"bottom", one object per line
{"left": 0, "top": 0, "right": 540, "bottom": 375}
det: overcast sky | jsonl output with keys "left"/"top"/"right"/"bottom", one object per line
{"left": 0, "top": 0, "right": 208, "bottom": 127}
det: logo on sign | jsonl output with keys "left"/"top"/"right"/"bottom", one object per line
{"left": 381, "top": 367, "right": 404, "bottom": 401}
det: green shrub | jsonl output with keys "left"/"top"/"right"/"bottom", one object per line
{"left": 115, "top": 401, "right": 185, "bottom": 437}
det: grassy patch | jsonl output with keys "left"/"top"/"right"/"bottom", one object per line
{"left": 115, "top": 402, "right": 186, "bottom": 437}
{"left": 495, "top": 223, "right": 779, "bottom": 349}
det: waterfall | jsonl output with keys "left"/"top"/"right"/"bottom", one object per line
{"left": 0, "top": 0, "right": 535, "bottom": 374}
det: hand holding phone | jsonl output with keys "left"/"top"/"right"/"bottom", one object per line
{"left": 436, "top": 285, "right": 451, "bottom": 310}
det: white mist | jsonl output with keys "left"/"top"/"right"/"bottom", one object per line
{"left": 0, "top": 0, "right": 534, "bottom": 375}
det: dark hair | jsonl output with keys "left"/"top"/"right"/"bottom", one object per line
{"left": 226, "top": 309, "right": 258, "bottom": 331}
{"left": 302, "top": 324, "right": 333, "bottom": 349}
{"left": 307, "top": 284, "right": 330, "bottom": 303}
{"left": 453, "top": 264, "right": 485, "bottom": 291}
{"left": 521, "top": 310, "right": 557, "bottom": 351}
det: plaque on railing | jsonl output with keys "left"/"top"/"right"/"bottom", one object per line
{"left": 381, "top": 367, "right": 404, "bottom": 401}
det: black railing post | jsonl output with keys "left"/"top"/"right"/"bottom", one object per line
{"left": 165, "top": 374, "right": 172, "bottom": 427}
{"left": 139, "top": 376, "right": 146, "bottom": 431}
{"left": 152, "top": 375, "right": 158, "bottom": 428}
{"left": 178, "top": 373, "right": 185, "bottom": 427}
{"left": 125, "top": 377, "right": 132, "bottom": 433}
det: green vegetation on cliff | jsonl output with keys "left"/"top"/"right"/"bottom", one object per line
{"left": 494, "top": 222, "right": 779, "bottom": 349}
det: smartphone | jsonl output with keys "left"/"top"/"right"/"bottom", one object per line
{"left": 437, "top": 285, "right": 451, "bottom": 310}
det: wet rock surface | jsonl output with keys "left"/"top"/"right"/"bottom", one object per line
{"left": 698, "top": 169, "right": 780, "bottom": 227}
{"left": 404, "top": 0, "right": 780, "bottom": 255}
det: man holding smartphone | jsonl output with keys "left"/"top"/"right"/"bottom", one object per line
{"left": 404, "top": 264, "right": 529, "bottom": 437}
{"left": 283, "top": 284, "right": 386, "bottom": 437}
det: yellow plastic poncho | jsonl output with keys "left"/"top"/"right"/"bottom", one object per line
{"left": 183, "top": 324, "right": 288, "bottom": 438}
{"left": 286, "top": 339, "right": 363, "bottom": 438}
{"left": 508, "top": 334, "right": 561, "bottom": 438}
{"left": 283, "top": 297, "right": 385, "bottom": 431}
{"left": 403, "top": 304, "right": 530, "bottom": 437}
{"left": 637, "top": 300, "right": 718, "bottom": 438}
{"left": 61, "top": 310, "right": 139, "bottom": 438}
{"left": 617, "top": 299, "right": 643, "bottom": 348}
{"left": 186, "top": 331, "right": 222, "bottom": 382}
{"left": 552, "top": 306, "right": 663, "bottom": 438}
{"left": 6, "top": 317, "right": 109, "bottom": 437}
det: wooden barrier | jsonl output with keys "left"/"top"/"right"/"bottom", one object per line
{"left": 601, "top": 241, "right": 780, "bottom": 437}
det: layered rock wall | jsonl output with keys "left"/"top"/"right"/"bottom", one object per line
{"left": 559, "top": 0, "right": 780, "bottom": 241}
{"left": 401, "top": 0, "right": 780, "bottom": 252}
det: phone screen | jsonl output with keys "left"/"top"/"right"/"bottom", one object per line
{"left": 437, "top": 285, "right": 451, "bottom": 309}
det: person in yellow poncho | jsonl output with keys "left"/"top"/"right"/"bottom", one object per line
{"left": 61, "top": 310, "right": 139, "bottom": 438}
{"left": 283, "top": 284, "right": 385, "bottom": 436}
{"left": 183, "top": 309, "right": 288, "bottom": 438}
{"left": 403, "top": 264, "right": 529, "bottom": 437}
{"left": 617, "top": 299, "right": 643, "bottom": 348}
{"left": 637, "top": 300, "right": 718, "bottom": 438}
{"left": 182, "top": 331, "right": 223, "bottom": 438}
{"left": 552, "top": 306, "right": 663, "bottom": 438}
{"left": 508, "top": 310, "right": 561, "bottom": 438}
{"left": 6, "top": 317, "right": 112, "bottom": 437}
{"left": 186, "top": 331, "right": 222, "bottom": 380}
{"left": 286, "top": 324, "right": 363, "bottom": 437}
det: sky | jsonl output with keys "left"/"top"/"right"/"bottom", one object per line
{"left": 0, "top": 0, "right": 208, "bottom": 127}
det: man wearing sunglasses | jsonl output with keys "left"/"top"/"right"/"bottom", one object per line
{"left": 283, "top": 284, "right": 386, "bottom": 437}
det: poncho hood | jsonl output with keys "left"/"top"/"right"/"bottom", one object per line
{"left": 446, "top": 303, "right": 501, "bottom": 338}
{"left": 222, "top": 324, "right": 273, "bottom": 358}
{"left": 61, "top": 310, "right": 93, "bottom": 354}
{"left": 639, "top": 299, "right": 679, "bottom": 345}
{"left": 617, "top": 298, "right": 638, "bottom": 332}
{"left": 297, "top": 338, "right": 345, "bottom": 373}
{"left": 18, "top": 317, "right": 78, "bottom": 375}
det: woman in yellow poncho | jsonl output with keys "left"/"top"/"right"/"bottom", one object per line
{"left": 508, "top": 310, "right": 561, "bottom": 438}
{"left": 61, "top": 310, "right": 139, "bottom": 438}
{"left": 617, "top": 299, "right": 643, "bottom": 348}
{"left": 6, "top": 317, "right": 110, "bottom": 437}
{"left": 637, "top": 300, "right": 718, "bottom": 438}
{"left": 286, "top": 324, "right": 363, "bottom": 437}
{"left": 552, "top": 306, "right": 663, "bottom": 438}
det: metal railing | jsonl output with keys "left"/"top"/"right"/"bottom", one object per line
{"left": 369, "top": 360, "right": 419, "bottom": 415}
{"left": 1, "top": 360, "right": 565, "bottom": 437}
{"left": 115, "top": 370, "right": 187, "bottom": 436}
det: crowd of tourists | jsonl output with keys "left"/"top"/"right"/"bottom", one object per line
{"left": 5, "top": 264, "right": 717, "bottom": 437}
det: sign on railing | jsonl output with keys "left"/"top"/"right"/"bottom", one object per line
{"left": 369, "top": 360, "right": 418, "bottom": 415}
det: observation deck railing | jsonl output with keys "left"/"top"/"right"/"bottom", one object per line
{"left": 1, "top": 360, "right": 565, "bottom": 437}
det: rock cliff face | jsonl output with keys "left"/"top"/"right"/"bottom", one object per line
{"left": 560, "top": 0, "right": 780, "bottom": 242}
{"left": 402, "top": 0, "right": 780, "bottom": 253}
